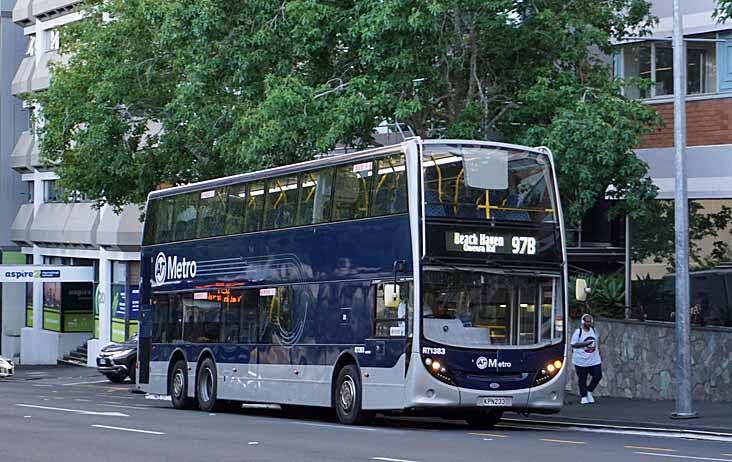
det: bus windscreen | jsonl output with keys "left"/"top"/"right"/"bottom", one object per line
{"left": 422, "top": 145, "right": 557, "bottom": 224}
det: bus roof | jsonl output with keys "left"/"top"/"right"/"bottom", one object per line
{"left": 147, "top": 139, "right": 550, "bottom": 201}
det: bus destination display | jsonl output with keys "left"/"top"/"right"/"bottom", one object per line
{"left": 446, "top": 231, "right": 537, "bottom": 255}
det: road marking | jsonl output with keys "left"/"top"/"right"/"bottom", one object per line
{"left": 498, "top": 422, "right": 732, "bottom": 443}
{"left": 31, "top": 384, "right": 53, "bottom": 388}
{"left": 634, "top": 452, "right": 732, "bottom": 461}
{"left": 540, "top": 438, "right": 586, "bottom": 445}
{"left": 248, "top": 442, "right": 259, "bottom": 445}
{"left": 483, "top": 438, "right": 493, "bottom": 441}
{"left": 91, "top": 425, "right": 165, "bottom": 435}
{"left": 75, "top": 399, "right": 91, "bottom": 402}
{"left": 292, "top": 421, "right": 380, "bottom": 432}
{"left": 62, "top": 380, "right": 110, "bottom": 386}
{"left": 16, "top": 404, "right": 128, "bottom": 417}
{"left": 372, "top": 458, "right": 421, "bottom": 462}
{"left": 98, "top": 403, "right": 151, "bottom": 411}
{"left": 626, "top": 446, "right": 677, "bottom": 452}
{"left": 468, "top": 432, "right": 508, "bottom": 438}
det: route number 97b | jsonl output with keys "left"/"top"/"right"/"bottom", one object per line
{"left": 511, "top": 236, "right": 536, "bottom": 255}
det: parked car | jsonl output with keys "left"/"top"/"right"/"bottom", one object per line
{"left": 0, "top": 356, "right": 15, "bottom": 378}
{"left": 96, "top": 334, "right": 137, "bottom": 383}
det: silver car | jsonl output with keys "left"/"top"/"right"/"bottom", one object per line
{"left": 0, "top": 356, "right": 14, "bottom": 378}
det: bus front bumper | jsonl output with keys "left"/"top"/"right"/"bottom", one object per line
{"left": 405, "top": 353, "right": 565, "bottom": 413}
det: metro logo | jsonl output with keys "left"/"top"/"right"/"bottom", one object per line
{"left": 487, "top": 358, "right": 512, "bottom": 368}
{"left": 154, "top": 252, "right": 197, "bottom": 285}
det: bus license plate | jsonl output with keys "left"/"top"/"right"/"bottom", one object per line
{"left": 478, "top": 397, "right": 512, "bottom": 407}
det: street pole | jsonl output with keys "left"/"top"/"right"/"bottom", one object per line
{"left": 671, "top": 0, "right": 696, "bottom": 419}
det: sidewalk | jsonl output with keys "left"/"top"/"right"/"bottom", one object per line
{"left": 510, "top": 394, "right": 732, "bottom": 435}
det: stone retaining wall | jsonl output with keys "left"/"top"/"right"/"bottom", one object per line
{"left": 566, "top": 318, "right": 732, "bottom": 402}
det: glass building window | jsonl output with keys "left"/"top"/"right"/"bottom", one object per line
{"left": 44, "top": 180, "right": 65, "bottom": 203}
{"left": 622, "top": 34, "right": 717, "bottom": 99}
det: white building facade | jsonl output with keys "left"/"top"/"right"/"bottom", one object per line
{"left": 6, "top": 0, "right": 143, "bottom": 366}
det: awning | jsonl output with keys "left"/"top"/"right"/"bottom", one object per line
{"left": 31, "top": 51, "right": 59, "bottom": 92}
{"left": 10, "top": 204, "right": 34, "bottom": 246}
{"left": 10, "top": 131, "right": 34, "bottom": 172}
{"left": 11, "top": 56, "right": 35, "bottom": 96}
{"left": 97, "top": 205, "right": 143, "bottom": 250}
{"left": 12, "top": 0, "right": 34, "bottom": 25}
{"left": 33, "top": 0, "right": 82, "bottom": 19}
{"left": 64, "top": 203, "right": 101, "bottom": 246}
{"left": 635, "top": 145, "right": 732, "bottom": 199}
{"left": 29, "top": 203, "right": 73, "bottom": 244}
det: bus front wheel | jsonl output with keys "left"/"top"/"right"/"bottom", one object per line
{"left": 169, "top": 359, "right": 196, "bottom": 410}
{"left": 465, "top": 409, "right": 503, "bottom": 428}
{"left": 334, "top": 364, "right": 373, "bottom": 425}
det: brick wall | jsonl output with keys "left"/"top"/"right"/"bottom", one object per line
{"left": 639, "top": 97, "right": 732, "bottom": 148}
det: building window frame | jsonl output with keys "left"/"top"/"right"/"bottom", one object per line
{"left": 619, "top": 32, "right": 718, "bottom": 100}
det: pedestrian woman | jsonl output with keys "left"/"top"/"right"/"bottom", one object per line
{"left": 570, "top": 313, "right": 602, "bottom": 404}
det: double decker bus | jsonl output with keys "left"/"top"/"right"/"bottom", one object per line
{"left": 137, "top": 138, "right": 568, "bottom": 426}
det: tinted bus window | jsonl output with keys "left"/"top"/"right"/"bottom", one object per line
{"left": 333, "top": 161, "right": 373, "bottom": 221}
{"left": 259, "top": 286, "right": 291, "bottom": 344}
{"left": 245, "top": 181, "right": 265, "bottom": 232}
{"left": 372, "top": 155, "right": 407, "bottom": 216}
{"left": 182, "top": 293, "right": 221, "bottom": 343}
{"left": 172, "top": 192, "right": 200, "bottom": 241}
{"left": 264, "top": 175, "right": 299, "bottom": 230}
{"left": 152, "top": 294, "right": 182, "bottom": 343}
{"left": 143, "top": 199, "right": 158, "bottom": 245}
{"left": 297, "top": 168, "right": 334, "bottom": 225}
{"left": 221, "top": 289, "right": 259, "bottom": 344}
{"left": 196, "top": 188, "right": 227, "bottom": 238}
{"left": 224, "top": 184, "right": 246, "bottom": 235}
{"left": 154, "top": 196, "right": 176, "bottom": 244}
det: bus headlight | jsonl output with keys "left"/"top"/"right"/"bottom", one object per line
{"left": 422, "top": 356, "right": 454, "bottom": 385}
{"left": 533, "top": 359, "right": 563, "bottom": 386}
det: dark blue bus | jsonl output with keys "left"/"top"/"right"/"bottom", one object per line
{"left": 137, "top": 139, "right": 568, "bottom": 426}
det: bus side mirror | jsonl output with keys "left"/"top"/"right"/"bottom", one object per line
{"left": 575, "top": 278, "right": 590, "bottom": 302}
{"left": 384, "top": 284, "right": 401, "bottom": 308}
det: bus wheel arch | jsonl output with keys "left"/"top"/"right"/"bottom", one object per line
{"left": 331, "top": 353, "right": 372, "bottom": 425}
{"left": 168, "top": 351, "right": 196, "bottom": 410}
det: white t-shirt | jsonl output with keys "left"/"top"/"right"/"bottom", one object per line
{"left": 571, "top": 327, "right": 601, "bottom": 367}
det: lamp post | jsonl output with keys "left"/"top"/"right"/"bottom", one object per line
{"left": 671, "top": 0, "right": 696, "bottom": 420}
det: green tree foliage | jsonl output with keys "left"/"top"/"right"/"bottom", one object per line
{"left": 34, "top": 0, "right": 659, "bottom": 219}
{"left": 632, "top": 201, "right": 732, "bottom": 270}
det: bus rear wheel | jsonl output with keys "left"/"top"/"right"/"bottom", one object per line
{"left": 196, "top": 358, "right": 221, "bottom": 412}
{"left": 169, "top": 359, "right": 196, "bottom": 410}
{"left": 334, "top": 364, "right": 372, "bottom": 425}
{"left": 465, "top": 409, "right": 503, "bottom": 428}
